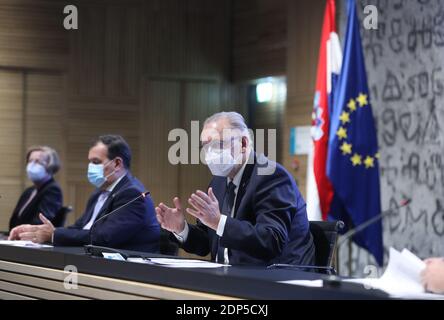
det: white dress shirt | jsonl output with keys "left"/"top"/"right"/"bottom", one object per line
{"left": 174, "top": 153, "right": 250, "bottom": 264}
{"left": 82, "top": 174, "right": 126, "bottom": 230}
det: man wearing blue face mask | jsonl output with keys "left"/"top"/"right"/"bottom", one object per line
{"left": 9, "top": 135, "right": 160, "bottom": 253}
{"left": 156, "top": 112, "right": 315, "bottom": 266}
{"left": 8, "top": 146, "right": 63, "bottom": 230}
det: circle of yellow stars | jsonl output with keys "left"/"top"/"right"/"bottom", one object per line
{"left": 336, "top": 93, "right": 379, "bottom": 169}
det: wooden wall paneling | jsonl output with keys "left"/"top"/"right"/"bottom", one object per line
{"left": 139, "top": 78, "right": 181, "bottom": 208}
{"left": 232, "top": 0, "right": 287, "bottom": 81}
{"left": 69, "top": 3, "right": 106, "bottom": 97}
{"left": 0, "top": 0, "right": 68, "bottom": 71}
{"left": 286, "top": 2, "right": 323, "bottom": 96}
{"left": 103, "top": 4, "right": 140, "bottom": 98}
{"left": 250, "top": 98, "right": 285, "bottom": 163}
{"left": 141, "top": 0, "right": 187, "bottom": 77}
{"left": 69, "top": 1, "right": 141, "bottom": 98}
{"left": 141, "top": 0, "right": 230, "bottom": 80}
{"left": 24, "top": 73, "right": 66, "bottom": 191}
{"left": 184, "top": 0, "right": 230, "bottom": 79}
{"left": 219, "top": 82, "right": 249, "bottom": 119}
{"left": 0, "top": 70, "right": 24, "bottom": 230}
{"left": 179, "top": 81, "right": 220, "bottom": 206}
{"left": 65, "top": 182, "right": 92, "bottom": 226}
{"left": 284, "top": 0, "right": 324, "bottom": 196}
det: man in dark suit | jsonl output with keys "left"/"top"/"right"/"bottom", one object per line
{"left": 9, "top": 135, "right": 160, "bottom": 253}
{"left": 9, "top": 146, "right": 63, "bottom": 230}
{"left": 156, "top": 112, "right": 315, "bottom": 265}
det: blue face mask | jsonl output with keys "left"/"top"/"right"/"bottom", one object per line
{"left": 27, "top": 162, "right": 48, "bottom": 183}
{"left": 87, "top": 160, "right": 115, "bottom": 188}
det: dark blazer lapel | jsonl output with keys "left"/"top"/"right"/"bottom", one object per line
{"left": 95, "top": 174, "right": 130, "bottom": 220}
{"left": 19, "top": 179, "right": 54, "bottom": 220}
{"left": 10, "top": 188, "right": 33, "bottom": 221}
{"left": 81, "top": 189, "right": 102, "bottom": 224}
{"left": 233, "top": 153, "right": 256, "bottom": 216}
{"left": 211, "top": 177, "right": 227, "bottom": 212}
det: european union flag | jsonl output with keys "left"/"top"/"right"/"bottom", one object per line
{"left": 327, "top": 0, "right": 383, "bottom": 266}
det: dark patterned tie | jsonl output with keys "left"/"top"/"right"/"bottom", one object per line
{"left": 216, "top": 181, "right": 236, "bottom": 263}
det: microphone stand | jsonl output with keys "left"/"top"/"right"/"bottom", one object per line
{"left": 336, "top": 198, "right": 411, "bottom": 248}
{"left": 84, "top": 190, "right": 150, "bottom": 258}
{"left": 267, "top": 199, "right": 411, "bottom": 276}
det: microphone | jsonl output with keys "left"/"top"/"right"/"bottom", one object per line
{"left": 336, "top": 198, "right": 411, "bottom": 248}
{"left": 84, "top": 190, "right": 150, "bottom": 257}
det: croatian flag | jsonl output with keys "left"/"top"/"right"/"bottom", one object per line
{"left": 306, "top": 0, "right": 342, "bottom": 221}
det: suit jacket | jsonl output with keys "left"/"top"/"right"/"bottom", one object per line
{"left": 9, "top": 178, "right": 63, "bottom": 230}
{"left": 53, "top": 173, "right": 160, "bottom": 253}
{"left": 181, "top": 153, "right": 315, "bottom": 265}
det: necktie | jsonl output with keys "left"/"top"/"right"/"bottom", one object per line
{"left": 216, "top": 181, "right": 236, "bottom": 263}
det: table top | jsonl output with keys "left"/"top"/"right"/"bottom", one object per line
{"left": 0, "top": 244, "right": 388, "bottom": 299}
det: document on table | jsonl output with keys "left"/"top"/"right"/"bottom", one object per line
{"left": 0, "top": 240, "right": 53, "bottom": 248}
{"left": 279, "top": 279, "right": 324, "bottom": 288}
{"left": 127, "top": 257, "right": 228, "bottom": 268}
{"left": 343, "top": 247, "right": 444, "bottom": 300}
{"left": 102, "top": 252, "right": 126, "bottom": 261}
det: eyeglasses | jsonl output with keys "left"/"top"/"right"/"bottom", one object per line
{"left": 201, "top": 137, "right": 241, "bottom": 154}
{"left": 28, "top": 159, "right": 48, "bottom": 167}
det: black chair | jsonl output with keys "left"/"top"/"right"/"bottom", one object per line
{"left": 51, "top": 206, "right": 72, "bottom": 228}
{"left": 268, "top": 220, "right": 344, "bottom": 274}
{"left": 310, "top": 220, "right": 344, "bottom": 271}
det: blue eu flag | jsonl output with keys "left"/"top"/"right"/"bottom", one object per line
{"left": 327, "top": 0, "right": 383, "bottom": 266}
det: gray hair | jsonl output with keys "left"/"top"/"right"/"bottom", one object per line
{"left": 26, "top": 145, "right": 61, "bottom": 175}
{"left": 203, "top": 111, "right": 252, "bottom": 143}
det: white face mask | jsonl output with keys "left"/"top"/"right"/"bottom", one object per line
{"left": 26, "top": 162, "right": 48, "bottom": 183}
{"left": 205, "top": 144, "right": 243, "bottom": 177}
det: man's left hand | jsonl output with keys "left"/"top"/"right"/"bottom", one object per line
{"left": 187, "top": 188, "right": 221, "bottom": 231}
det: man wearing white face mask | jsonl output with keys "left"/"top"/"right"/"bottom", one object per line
{"left": 156, "top": 112, "right": 315, "bottom": 266}
{"left": 9, "top": 135, "right": 160, "bottom": 253}
{"left": 8, "top": 146, "right": 62, "bottom": 230}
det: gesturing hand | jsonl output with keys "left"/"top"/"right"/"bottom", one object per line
{"left": 9, "top": 213, "right": 54, "bottom": 243}
{"left": 155, "top": 197, "right": 186, "bottom": 234}
{"left": 186, "top": 188, "right": 221, "bottom": 231}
